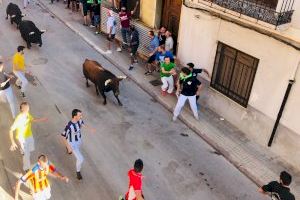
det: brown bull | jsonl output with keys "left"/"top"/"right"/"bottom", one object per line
{"left": 83, "top": 59, "right": 126, "bottom": 106}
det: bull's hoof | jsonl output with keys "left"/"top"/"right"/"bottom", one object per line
{"left": 118, "top": 102, "right": 123, "bottom": 106}
{"left": 6, "top": 17, "right": 8, "bottom": 20}
{"left": 103, "top": 101, "right": 107, "bottom": 105}
{"left": 39, "top": 44, "right": 42, "bottom": 47}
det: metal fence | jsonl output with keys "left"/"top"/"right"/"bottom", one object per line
{"left": 211, "top": 42, "right": 259, "bottom": 107}
{"left": 184, "top": 0, "right": 294, "bottom": 27}
{"left": 100, "top": 6, "right": 152, "bottom": 57}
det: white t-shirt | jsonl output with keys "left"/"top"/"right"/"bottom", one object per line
{"left": 107, "top": 16, "right": 117, "bottom": 35}
{"left": 165, "top": 37, "right": 174, "bottom": 53}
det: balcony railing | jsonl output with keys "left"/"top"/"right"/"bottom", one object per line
{"left": 184, "top": 0, "right": 294, "bottom": 27}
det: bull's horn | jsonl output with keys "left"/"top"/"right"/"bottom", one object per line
{"left": 29, "top": 32, "right": 35, "bottom": 35}
{"left": 117, "top": 75, "right": 127, "bottom": 79}
{"left": 40, "top": 29, "right": 46, "bottom": 33}
{"left": 21, "top": 14, "right": 26, "bottom": 17}
{"left": 11, "top": 15, "right": 16, "bottom": 18}
{"left": 104, "top": 79, "right": 112, "bottom": 86}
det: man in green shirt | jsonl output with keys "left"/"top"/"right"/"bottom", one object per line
{"left": 160, "top": 56, "right": 176, "bottom": 96}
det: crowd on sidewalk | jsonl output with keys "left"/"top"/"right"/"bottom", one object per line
{"left": 0, "top": 0, "right": 297, "bottom": 199}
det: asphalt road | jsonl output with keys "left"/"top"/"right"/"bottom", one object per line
{"left": 0, "top": 1, "right": 269, "bottom": 199}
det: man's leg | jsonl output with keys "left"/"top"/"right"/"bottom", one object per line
{"left": 72, "top": 145, "right": 84, "bottom": 179}
{"left": 4, "top": 86, "right": 17, "bottom": 118}
{"left": 23, "top": 0, "right": 27, "bottom": 8}
{"left": 173, "top": 94, "right": 188, "bottom": 120}
{"left": 14, "top": 71, "right": 28, "bottom": 94}
{"left": 167, "top": 75, "right": 174, "bottom": 94}
{"left": 188, "top": 95, "right": 199, "bottom": 119}
{"left": 161, "top": 77, "right": 168, "bottom": 96}
{"left": 121, "top": 28, "right": 127, "bottom": 46}
{"left": 22, "top": 137, "right": 35, "bottom": 171}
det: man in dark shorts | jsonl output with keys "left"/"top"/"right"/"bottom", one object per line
{"left": 259, "top": 171, "right": 295, "bottom": 200}
{"left": 144, "top": 30, "right": 159, "bottom": 75}
{"left": 128, "top": 25, "right": 139, "bottom": 70}
{"left": 82, "top": 0, "right": 93, "bottom": 26}
{"left": 187, "top": 62, "right": 210, "bottom": 109}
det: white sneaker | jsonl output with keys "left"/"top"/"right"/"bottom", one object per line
{"left": 105, "top": 50, "right": 112, "bottom": 54}
{"left": 172, "top": 116, "right": 177, "bottom": 121}
{"left": 195, "top": 116, "right": 199, "bottom": 120}
{"left": 116, "top": 47, "right": 122, "bottom": 52}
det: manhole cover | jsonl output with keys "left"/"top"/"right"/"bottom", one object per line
{"left": 31, "top": 57, "right": 48, "bottom": 65}
{"left": 149, "top": 79, "right": 162, "bottom": 86}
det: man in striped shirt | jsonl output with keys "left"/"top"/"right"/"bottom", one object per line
{"left": 14, "top": 154, "right": 69, "bottom": 200}
{"left": 61, "top": 109, "right": 95, "bottom": 180}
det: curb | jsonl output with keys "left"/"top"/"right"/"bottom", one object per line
{"left": 37, "top": 0, "right": 264, "bottom": 188}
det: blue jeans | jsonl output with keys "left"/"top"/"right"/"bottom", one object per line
{"left": 121, "top": 27, "right": 130, "bottom": 44}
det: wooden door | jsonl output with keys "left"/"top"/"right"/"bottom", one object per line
{"left": 161, "top": 0, "right": 182, "bottom": 54}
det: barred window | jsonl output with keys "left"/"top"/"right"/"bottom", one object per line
{"left": 211, "top": 42, "right": 259, "bottom": 107}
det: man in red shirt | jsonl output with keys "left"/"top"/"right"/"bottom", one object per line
{"left": 120, "top": 159, "right": 144, "bottom": 200}
{"left": 119, "top": 1, "right": 139, "bottom": 50}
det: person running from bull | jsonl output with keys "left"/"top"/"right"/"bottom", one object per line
{"left": 9, "top": 102, "right": 48, "bottom": 172}
{"left": 186, "top": 62, "right": 210, "bottom": 109}
{"left": 13, "top": 46, "right": 30, "bottom": 98}
{"left": 0, "top": 61, "right": 17, "bottom": 118}
{"left": 14, "top": 154, "right": 69, "bottom": 200}
{"left": 258, "top": 171, "right": 295, "bottom": 200}
{"left": 119, "top": 159, "right": 145, "bottom": 200}
{"left": 128, "top": 25, "right": 139, "bottom": 70}
{"left": 173, "top": 67, "right": 201, "bottom": 121}
{"left": 61, "top": 109, "right": 95, "bottom": 180}
{"left": 118, "top": 1, "right": 139, "bottom": 51}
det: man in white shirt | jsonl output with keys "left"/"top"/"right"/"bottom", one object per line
{"left": 165, "top": 31, "right": 174, "bottom": 53}
{"left": 106, "top": 10, "right": 121, "bottom": 54}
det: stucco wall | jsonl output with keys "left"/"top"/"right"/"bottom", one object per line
{"left": 291, "top": 0, "right": 300, "bottom": 29}
{"left": 178, "top": 6, "right": 300, "bottom": 134}
{"left": 139, "top": 0, "right": 162, "bottom": 28}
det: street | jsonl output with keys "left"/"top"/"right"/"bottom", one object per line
{"left": 0, "top": 1, "right": 269, "bottom": 199}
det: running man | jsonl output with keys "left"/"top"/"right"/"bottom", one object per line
{"left": 14, "top": 154, "right": 69, "bottom": 200}
{"left": 13, "top": 46, "right": 29, "bottom": 98}
{"left": 187, "top": 62, "right": 210, "bottom": 109}
{"left": 173, "top": 67, "right": 201, "bottom": 121}
{"left": 0, "top": 61, "right": 17, "bottom": 118}
{"left": 120, "top": 159, "right": 144, "bottom": 200}
{"left": 9, "top": 102, "right": 48, "bottom": 171}
{"left": 61, "top": 109, "right": 95, "bottom": 180}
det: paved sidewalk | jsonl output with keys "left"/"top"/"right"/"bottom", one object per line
{"left": 35, "top": 0, "right": 300, "bottom": 198}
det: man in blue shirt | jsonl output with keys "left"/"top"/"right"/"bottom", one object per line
{"left": 155, "top": 45, "right": 174, "bottom": 64}
{"left": 144, "top": 30, "right": 159, "bottom": 75}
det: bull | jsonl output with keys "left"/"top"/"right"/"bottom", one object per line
{"left": 6, "top": 3, "right": 25, "bottom": 28}
{"left": 19, "top": 20, "right": 45, "bottom": 49}
{"left": 83, "top": 59, "right": 126, "bottom": 106}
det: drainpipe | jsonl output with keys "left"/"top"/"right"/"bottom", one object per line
{"left": 268, "top": 61, "right": 300, "bottom": 147}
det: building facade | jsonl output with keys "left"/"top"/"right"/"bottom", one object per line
{"left": 177, "top": 0, "right": 300, "bottom": 167}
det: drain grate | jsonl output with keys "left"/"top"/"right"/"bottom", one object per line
{"left": 149, "top": 79, "right": 162, "bottom": 86}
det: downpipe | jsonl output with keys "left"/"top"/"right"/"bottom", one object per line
{"left": 268, "top": 61, "right": 299, "bottom": 147}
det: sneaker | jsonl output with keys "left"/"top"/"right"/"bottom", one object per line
{"left": 118, "top": 196, "right": 125, "bottom": 200}
{"left": 172, "top": 116, "right": 177, "bottom": 121}
{"left": 89, "top": 25, "right": 95, "bottom": 28}
{"left": 144, "top": 71, "right": 152, "bottom": 76}
{"left": 116, "top": 47, "right": 122, "bottom": 52}
{"left": 76, "top": 171, "right": 82, "bottom": 180}
{"left": 128, "top": 65, "right": 134, "bottom": 70}
{"left": 195, "top": 116, "right": 199, "bottom": 120}
{"left": 161, "top": 90, "right": 167, "bottom": 96}
{"left": 21, "top": 92, "right": 26, "bottom": 98}
{"left": 105, "top": 50, "right": 112, "bottom": 54}
{"left": 95, "top": 31, "right": 100, "bottom": 34}
{"left": 133, "top": 59, "right": 138, "bottom": 63}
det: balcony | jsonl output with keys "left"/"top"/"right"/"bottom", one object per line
{"left": 185, "top": 0, "right": 294, "bottom": 27}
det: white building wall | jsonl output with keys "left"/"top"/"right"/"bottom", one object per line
{"left": 178, "top": 5, "right": 300, "bottom": 137}
{"left": 291, "top": 0, "right": 300, "bottom": 29}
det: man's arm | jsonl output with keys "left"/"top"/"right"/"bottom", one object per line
{"left": 14, "top": 180, "right": 22, "bottom": 200}
{"left": 82, "top": 124, "right": 96, "bottom": 133}
{"left": 9, "top": 122, "right": 18, "bottom": 151}
{"left": 32, "top": 117, "right": 48, "bottom": 123}
{"left": 202, "top": 69, "right": 210, "bottom": 78}
{"left": 131, "top": 1, "right": 139, "bottom": 15}
{"left": 50, "top": 170, "right": 69, "bottom": 183}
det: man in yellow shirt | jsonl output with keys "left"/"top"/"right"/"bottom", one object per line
{"left": 13, "top": 46, "right": 28, "bottom": 98}
{"left": 10, "top": 102, "right": 48, "bottom": 171}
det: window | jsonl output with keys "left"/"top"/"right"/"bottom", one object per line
{"left": 211, "top": 42, "right": 259, "bottom": 107}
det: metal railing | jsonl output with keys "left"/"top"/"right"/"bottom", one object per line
{"left": 184, "top": 0, "right": 294, "bottom": 27}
